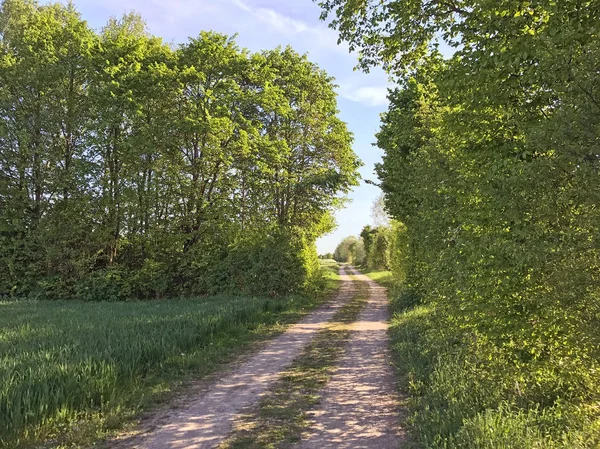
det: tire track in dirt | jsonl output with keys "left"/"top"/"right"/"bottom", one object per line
{"left": 294, "top": 266, "right": 407, "bottom": 449}
{"left": 124, "top": 266, "right": 356, "bottom": 449}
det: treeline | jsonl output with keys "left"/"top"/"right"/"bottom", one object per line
{"left": 333, "top": 197, "right": 393, "bottom": 269}
{"left": 333, "top": 235, "right": 363, "bottom": 264}
{"left": 0, "top": 0, "right": 360, "bottom": 299}
{"left": 322, "top": 0, "right": 600, "bottom": 446}
{"left": 332, "top": 226, "right": 404, "bottom": 270}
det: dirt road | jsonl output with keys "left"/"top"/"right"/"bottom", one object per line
{"left": 120, "top": 266, "right": 405, "bottom": 449}
{"left": 128, "top": 267, "right": 356, "bottom": 449}
{"left": 295, "top": 266, "right": 406, "bottom": 448}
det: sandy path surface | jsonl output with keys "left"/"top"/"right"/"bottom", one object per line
{"left": 295, "top": 267, "right": 406, "bottom": 449}
{"left": 127, "top": 267, "right": 355, "bottom": 449}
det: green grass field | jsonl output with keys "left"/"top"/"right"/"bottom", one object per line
{"left": 0, "top": 274, "right": 337, "bottom": 449}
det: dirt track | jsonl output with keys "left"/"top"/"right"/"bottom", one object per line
{"left": 118, "top": 266, "right": 405, "bottom": 449}
{"left": 125, "top": 267, "right": 356, "bottom": 449}
{"left": 294, "top": 266, "right": 406, "bottom": 448}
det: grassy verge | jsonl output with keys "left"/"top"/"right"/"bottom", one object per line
{"left": 362, "top": 267, "right": 600, "bottom": 447}
{"left": 360, "top": 267, "right": 395, "bottom": 291}
{"left": 386, "top": 288, "right": 600, "bottom": 449}
{"left": 1, "top": 269, "right": 339, "bottom": 449}
{"left": 219, "top": 274, "right": 368, "bottom": 449}
{"left": 318, "top": 259, "right": 341, "bottom": 284}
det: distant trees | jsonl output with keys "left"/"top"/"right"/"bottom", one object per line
{"left": 0, "top": 0, "right": 360, "bottom": 299}
{"left": 319, "top": 253, "right": 334, "bottom": 260}
{"left": 360, "top": 225, "right": 390, "bottom": 270}
{"left": 333, "top": 236, "right": 364, "bottom": 264}
{"left": 334, "top": 227, "right": 391, "bottom": 269}
{"left": 334, "top": 196, "right": 392, "bottom": 269}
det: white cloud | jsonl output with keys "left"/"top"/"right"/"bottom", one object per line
{"left": 338, "top": 85, "right": 390, "bottom": 107}
{"left": 232, "top": 0, "right": 310, "bottom": 35}
{"left": 228, "top": 1, "right": 391, "bottom": 108}
{"left": 232, "top": 0, "right": 252, "bottom": 12}
{"left": 231, "top": 0, "right": 348, "bottom": 53}
{"left": 254, "top": 8, "right": 309, "bottom": 34}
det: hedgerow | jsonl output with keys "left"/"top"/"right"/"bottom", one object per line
{"left": 321, "top": 0, "right": 600, "bottom": 445}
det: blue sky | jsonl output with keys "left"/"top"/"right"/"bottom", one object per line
{"left": 60, "top": 0, "right": 391, "bottom": 254}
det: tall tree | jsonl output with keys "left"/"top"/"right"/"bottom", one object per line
{"left": 0, "top": 1, "right": 361, "bottom": 298}
{"left": 261, "top": 47, "right": 360, "bottom": 237}
{"left": 0, "top": 0, "right": 96, "bottom": 295}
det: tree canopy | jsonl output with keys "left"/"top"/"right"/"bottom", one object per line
{"left": 0, "top": 0, "right": 361, "bottom": 299}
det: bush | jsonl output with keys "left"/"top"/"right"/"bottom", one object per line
{"left": 223, "top": 228, "right": 320, "bottom": 296}
{"left": 176, "top": 228, "right": 320, "bottom": 298}
{"left": 75, "top": 266, "right": 133, "bottom": 301}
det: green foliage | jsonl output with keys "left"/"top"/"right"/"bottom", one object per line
{"left": 389, "top": 292, "right": 600, "bottom": 449}
{"left": 333, "top": 235, "right": 365, "bottom": 264}
{"left": 319, "top": 0, "right": 600, "bottom": 446}
{"left": 0, "top": 0, "right": 361, "bottom": 300}
{"left": 359, "top": 225, "right": 376, "bottom": 262}
{"left": 388, "top": 221, "right": 409, "bottom": 287}
{"left": 359, "top": 225, "right": 391, "bottom": 270}
{"left": 216, "top": 229, "right": 320, "bottom": 297}
{"left": 0, "top": 291, "right": 327, "bottom": 448}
